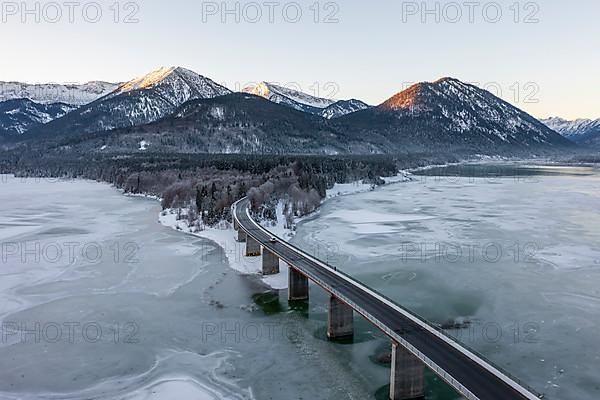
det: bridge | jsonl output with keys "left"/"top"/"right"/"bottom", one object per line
{"left": 232, "top": 198, "right": 542, "bottom": 400}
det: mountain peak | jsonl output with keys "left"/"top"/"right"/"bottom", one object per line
{"left": 380, "top": 77, "right": 476, "bottom": 111}
{"left": 433, "top": 76, "right": 462, "bottom": 84}
{"left": 380, "top": 82, "right": 428, "bottom": 111}
{"left": 244, "top": 81, "right": 274, "bottom": 98}
{"left": 115, "top": 66, "right": 187, "bottom": 93}
{"left": 347, "top": 77, "right": 572, "bottom": 148}
{"left": 243, "top": 81, "right": 337, "bottom": 113}
{"left": 105, "top": 66, "right": 231, "bottom": 100}
{"left": 320, "top": 99, "right": 371, "bottom": 119}
{"left": 243, "top": 82, "right": 371, "bottom": 118}
{"left": 30, "top": 67, "right": 231, "bottom": 137}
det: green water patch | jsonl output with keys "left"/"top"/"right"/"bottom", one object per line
{"left": 369, "top": 341, "right": 394, "bottom": 366}
{"left": 286, "top": 299, "right": 310, "bottom": 315}
{"left": 252, "top": 291, "right": 283, "bottom": 315}
{"left": 374, "top": 369, "right": 461, "bottom": 400}
{"left": 312, "top": 325, "right": 379, "bottom": 345}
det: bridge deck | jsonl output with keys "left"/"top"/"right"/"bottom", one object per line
{"left": 234, "top": 198, "right": 541, "bottom": 400}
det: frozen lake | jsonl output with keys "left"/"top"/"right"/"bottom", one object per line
{"left": 291, "top": 164, "right": 600, "bottom": 399}
{"left": 0, "top": 176, "right": 371, "bottom": 400}
{"left": 1, "top": 164, "right": 599, "bottom": 400}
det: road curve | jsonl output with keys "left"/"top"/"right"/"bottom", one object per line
{"left": 233, "top": 198, "right": 542, "bottom": 400}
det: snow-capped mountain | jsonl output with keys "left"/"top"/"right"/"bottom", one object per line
{"left": 541, "top": 117, "right": 600, "bottom": 145}
{"left": 0, "top": 81, "right": 118, "bottom": 106}
{"left": 32, "top": 67, "right": 231, "bottom": 136}
{"left": 243, "top": 82, "right": 371, "bottom": 118}
{"left": 337, "top": 77, "right": 572, "bottom": 151}
{"left": 0, "top": 99, "right": 75, "bottom": 135}
{"left": 105, "top": 66, "right": 230, "bottom": 101}
{"left": 320, "top": 99, "right": 371, "bottom": 119}
{"left": 14, "top": 75, "right": 574, "bottom": 155}
{"left": 38, "top": 78, "right": 572, "bottom": 156}
{"left": 242, "top": 82, "right": 336, "bottom": 114}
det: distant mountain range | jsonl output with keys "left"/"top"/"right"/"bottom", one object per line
{"left": 541, "top": 117, "right": 600, "bottom": 146}
{"left": 0, "top": 81, "right": 118, "bottom": 106}
{"left": 0, "top": 67, "right": 578, "bottom": 155}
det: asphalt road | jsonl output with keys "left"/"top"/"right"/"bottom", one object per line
{"left": 234, "top": 198, "right": 540, "bottom": 400}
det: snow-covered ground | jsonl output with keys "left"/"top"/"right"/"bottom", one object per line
{"left": 326, "top": 181, "right": 376, "bottom": 199}
{"left": 159, "top": 211, "right": 289, "bottom": 289}
{"left": 157, "top": 172, "right": 413, "bottom": 290}
{"left": 139, "top": 140, "right": 150, "bottom": 151}
{"left": 326, "top": 172, "right": 412, "bottom": 199}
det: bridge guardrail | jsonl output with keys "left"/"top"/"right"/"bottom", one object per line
{"left": 233, "top": 198, "right": 543, "bottom": 400}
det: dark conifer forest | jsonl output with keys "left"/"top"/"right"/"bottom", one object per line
{"left": 0, "top": 150, "right": 458, "bottom": 224}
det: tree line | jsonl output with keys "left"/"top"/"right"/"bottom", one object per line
{"left": 1, "top": 151, "right": 442, "bottom": 226}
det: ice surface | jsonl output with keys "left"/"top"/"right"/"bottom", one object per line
{"left": 0, "top": 176, "right": 397, "bottom": 400}
{"left": 291, "top": 164, "right": 600, "bottom": 400}
{"left": 158, "top": 210, "right": 289, "bottom": 290}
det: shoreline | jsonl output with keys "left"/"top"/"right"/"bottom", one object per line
{"left": 145, "top": 158, "right": 561, "bottom": 290}
{"left": 157, "top": 171, "right": 414, "bottom": 290}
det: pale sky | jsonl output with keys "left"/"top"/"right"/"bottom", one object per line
{"left": 0, "top": 0, "right": 598, "bottom": 119}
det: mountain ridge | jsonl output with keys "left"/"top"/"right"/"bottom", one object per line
{"left": 541, "top": 117, "right": 600, "bottom": 146}
{"left": 28, "top": 67, "right": 232, "bottom": 137}
{"left": 0, "top": 81, "right": 118, "bottom": 106}
{"left": 49, "top": 93, "right": 375, "bottom": 154}
{"left": 243, "top": 82, "right": 370, "bottom": 118}
{"left": 320, "top": 99, "right": 371, "bottom": 119}
{"left": 335, "top": 77, "right": 572, "bottom": 151}
{"left": 243, "top": 82, "right": 336, "bottom": 114}
{"left": 6, "top": 71, "right": 575, "bottom": 155}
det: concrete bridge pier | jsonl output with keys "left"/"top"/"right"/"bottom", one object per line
{"left": 389, "top": 342, "right": 425, "bottom": 400}
{"left": 236, "top": 229, "right": 247, "bottom": 242}
{"left": 288, "top": 268, "right": 309, "bottom": 301}
{"left": 245, "top": 236, "right": 261, "bottom": 257}
{"left": 327, "top": 295, "right": 354, "bottom": 339}
{"left": 262, "top": 247, "right": 280, "bottom": 275}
